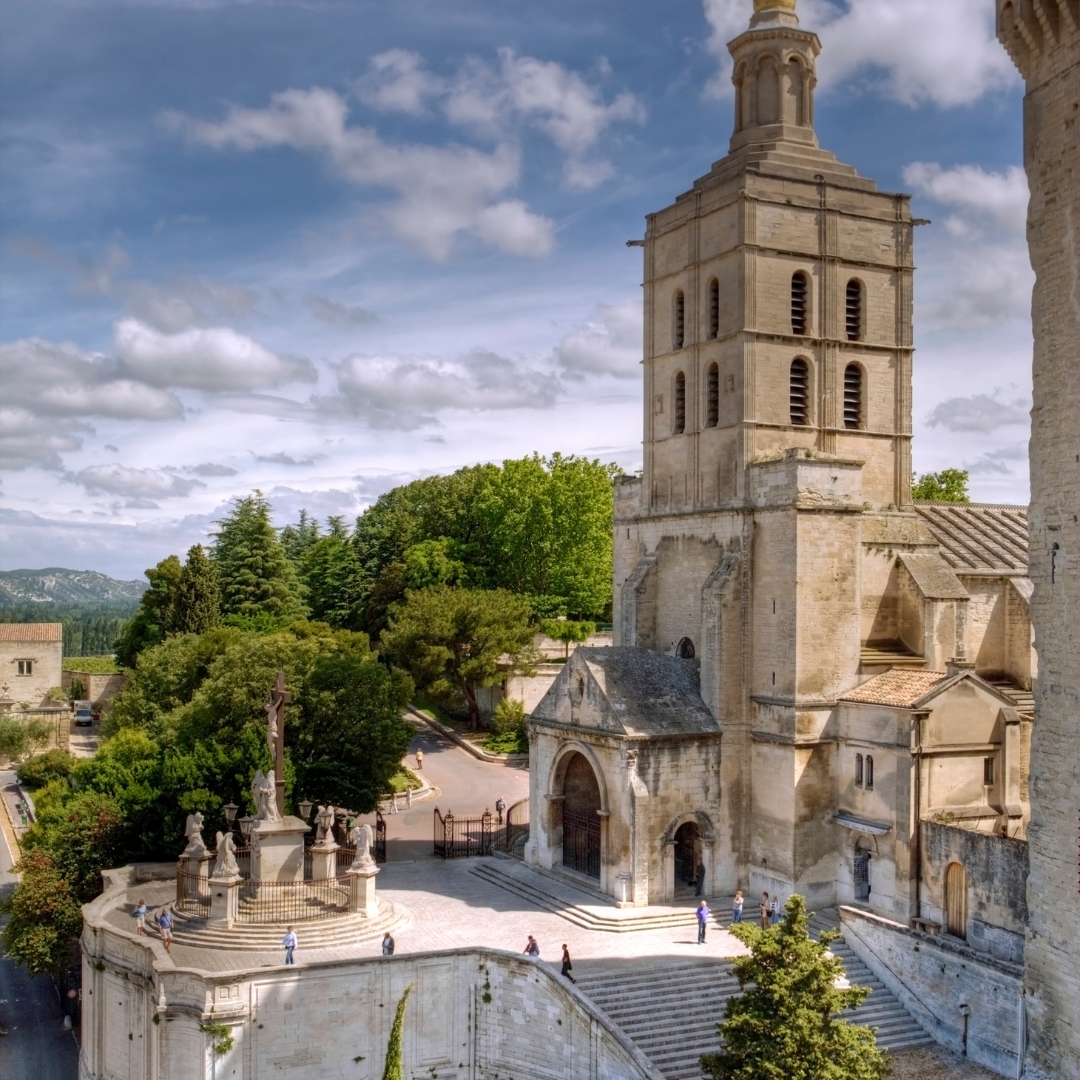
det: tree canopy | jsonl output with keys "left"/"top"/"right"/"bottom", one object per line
{"left": 912, "top": 468, "right": 970, "bottom": 503}
{"left": 700, "top": 895, "right": 889, "bottom": 1080}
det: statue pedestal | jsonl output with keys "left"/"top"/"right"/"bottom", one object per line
{"left": 251, "top": 816, "right": 309, "bottom": 883}
{"left": 208, "top": 875, "right": 241, "bottom": 927}
{"left": 346, "top": 864, "right": 379, "bottom": 917}
{"left": 177, "top": 852, "right": 212, "bottom": 906}
{"left": 309, "top": 842, "right": 339, "bottom": 881}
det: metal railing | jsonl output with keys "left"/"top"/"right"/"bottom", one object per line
{"left": 176, "top": 866, "right": 212, "bottom": 918}
{"left": 236, "top": 877, "right": 350, "bottom": 923}
{"left": 434, "top": 807, "right": 494, "bottom": 858}
{"left": 494, "top": 798, "right": 529, "bottom": 856}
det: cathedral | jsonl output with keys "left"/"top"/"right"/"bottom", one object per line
{"left": 527, "top": 0, "right": 1036, "bottom": 930}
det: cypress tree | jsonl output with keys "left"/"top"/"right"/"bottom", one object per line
{"left": 381, "top": 985, "right": 411, "bottom": 1080}
{"left": 170, "top": 544, "right": 222, "bottom": 634}
{"left": 211, "top": 492, "right": 307, "bottom": 620}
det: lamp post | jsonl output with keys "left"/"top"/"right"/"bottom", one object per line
{"left": 223, "top": 801, "right": 238, "bottom": 828}
{"left": 238, "top": 815, "right": 253, "bottom": 842}
{"left": 298, "top": 799, "right": 313, "bottom": 821}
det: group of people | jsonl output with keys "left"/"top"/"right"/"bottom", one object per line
{"left": 523, "top": 936, "right": 575, "bottom": 983}
{"left": 132, "top": 899, "right": 174, "bottom": 952}
{"left": 730, "top": 889, "right": 781, "bottom": 927}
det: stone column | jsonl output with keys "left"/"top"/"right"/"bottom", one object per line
{"left": 309, "top": 841, "right": 339, "bottom": 881}
{"left": 250, "top": 815, "right": 309, "bottom": 883}
{"left": 208, "top": 874, "right": 241, "bottom": 928}
{"left": 177, "top": 853, "right": 213, "bottom": 907}
{"left": 346, "top": 864, "right": 380, "bottom": 917}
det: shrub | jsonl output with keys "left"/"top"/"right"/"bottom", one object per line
{"left": 0, "top": 849, "right": 83, "bottom": 978}
{"left": 17, "top": 749, "right": 75, "bottom": 789}
{"left": 491, "top": 698, "right": 526, "bottom": 736}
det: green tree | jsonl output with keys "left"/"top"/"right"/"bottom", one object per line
{"left": 300, "top": 518, "right": 366, "bottom": 628}
{"left": 381, "top": 985, "right": 412, "bottom": 1080}
{"left": 16, "top": 748, "right": 75, "bottom": 788}
{"left": 403, "top": 538, "right": 470, "bottom": 590}
{"left": 171, "top": 544, "right": 222, "bottom": 635}
{"left": 212, "top": 492, "right": 308, "bottom": 621}
{"left": 700, "top": 895, "right": 889, "bottom": 1080}
{"left": 0, "top": 849, "right": 83, "bottom": 978}
{"left": 912, "top": 468, "right": 970, "bottom": 503}
{"left": 115, "top": 555, "right": 184, "bottom": 667}
{"left": 279, "top": 508, "right": 323, "bottom": 563}
{"left": 541, "top": 618, "right": 596, "bottom": 659}
{"left": 292, "top": 651, "right": 413, "bottom": 811}
{"left": 382, "top": 587, "right": 537, "bottom": 728}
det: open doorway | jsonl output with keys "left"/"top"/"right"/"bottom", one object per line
{"left": 673, "top": 820, "right": 703, "bottom": 898}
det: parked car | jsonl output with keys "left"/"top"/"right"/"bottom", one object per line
{"left": 73, "top": 700, "right": 93, "bottom": 726}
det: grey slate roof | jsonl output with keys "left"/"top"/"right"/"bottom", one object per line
{"left": 533, "top": 647, "right": 720, "bottom": 737}
{"left": 913, "top": 503, "right": 1028, "bottom": 573}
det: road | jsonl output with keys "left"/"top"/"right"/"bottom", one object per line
{"left": 0, "top": 769, "right": 80, "bottom": 1080}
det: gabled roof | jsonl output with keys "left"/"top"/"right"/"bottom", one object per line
{"left": 0, "top": 622, "right": 63, "bottom": 643}
{"left": 840, "top": 667, "right": 1026, "bottom": 711}
{"left": 532, "top": 647, "right": 720, "bottom": 737}
{"left": 913, "top": 503, "right": 1028, "bottom": 573}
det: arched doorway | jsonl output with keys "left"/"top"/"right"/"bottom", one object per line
{"left": 673, "top": 821, "right": 702, "bottom": 896}
{"left": 945, "top": 862, "right": 968, "bottom": 939}
{"left": 561, "top": 752, "right": 601, "bottom": 879}
{"left": 676, "top": 637, "right": 695, "bottom": 660}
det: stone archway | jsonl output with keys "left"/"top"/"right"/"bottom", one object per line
{"left": 560, "top": 752, "right": 602, "bottom": 879}
{"left": 673, "top": 821, "right": 702, "bottom": 896}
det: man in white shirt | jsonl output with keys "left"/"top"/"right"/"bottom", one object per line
{"left": 282, "top": 926, "right": 298, "bottom": 964}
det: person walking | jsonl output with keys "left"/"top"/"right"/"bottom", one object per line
{"left": 731, "top": 890, "right": 744, "bottom": 924}
{"left": 381, "top": 932, "right": 395, "bottom": 956}
{"left": 696, "top": 899, "right": 710, "bottom": 944}
{"left": 282, "top": 926, "right": 298, "bottom": 965}
{"left": 133, "top": 898, "right": 147, "bottom": 936}
{"left": 415, "top": 748, "right": 423, "bottom": 771}
{"left": 523, "top": 935, "right": 539, "bottom": 958}
{"left": 495, "top": 796, "right": 506, "bottom": 826}
{"left": 769, "top": 894, "right": 781, "bottom": 925}
{"left": 157, "top": 906, "right": 174, "bottom": 953}
{"left": 560, "top": 944, "right": 575, "bottom": 983}
{"left": 759, "top": 892, "right": 770, "bottom": 930}
{"left": 695, "top": 861, "right": 706, "bottom": 897}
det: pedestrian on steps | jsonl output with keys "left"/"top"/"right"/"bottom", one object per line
{"left": 382, "top": 933, "right": 395, "bottom": 956}
{"left": 560, "top": 944, "right": 575, "bottom": 983}
{"left": 696, "top": 899, "right": 710, "bottom": 944}
{"left": 282, "top": 926, "right": 297, "bottom": 965}
{"left": 157, "top": 906, "right": 174, "bottom": 953}
{"left": 759, "top": 892, "right": 770, "bottom": 930}
{"left": 133, "top": 898, "right": 147, "bottom": 935}
{"left": 732, "top": 890, "right": 744, "bottom": 924}
{"left": 523, "top": 935, "right": 539, "bottom": 958}
{"left": 769, "top": 895, "right": 780, "bottom": 925}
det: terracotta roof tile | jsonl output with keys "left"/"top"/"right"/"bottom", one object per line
{"left": 0, "top": 622, "right": 64, "bottom": 643}
{"left": 840, "top": 669, "right": 947, "bottom": 708}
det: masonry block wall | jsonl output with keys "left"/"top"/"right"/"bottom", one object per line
{"left": 996, "top": 5, "right": 1080, "bottom": 1077}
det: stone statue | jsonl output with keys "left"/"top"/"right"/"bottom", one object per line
{"left": 348, "top": 824, "right": 375, "bottom": 870}
{"left": 314, "top": 804, "right": 336, "bottom": 845}
{"left": 252, "top": 769, "right": 281, "bottom": 823}
{"left": 212, "top": 831, "right": 240, "bottom": 879}
{"left": 264, "top": 691, "right": 278, "bottom": 761}
{"left": 181, "top": 812, "right": 206, "bottom": 857}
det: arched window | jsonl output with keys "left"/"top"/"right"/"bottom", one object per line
{"left": 791, "top": 272, "right": 808, "bottom": 335}
{"left": 945, "top": 862, "right": 968, "bottom": 939}
{"left": 673, "top": 371, "right": 686, "bottom": 435}
{"left": 673, "top": 290, "right": 685, "bottom": 350}
{"left": 843, "top": 364, "right": 863, "bottom": 429}
{"left": 845, "top": 279, "right": 863, "bottom": 341}
{"left": 790, "top": 358, "right": 809, "bottom": 426}
{"left": 865, "top": 755, "right": 874, "bottom": 790}
{"left": 855, "top": 753, "right": 864, "bottom": 787}
{"left": 706, "top": 362, "right": 719, "bottom": 428}
{"left": 676, "top": 637, "right": 695, "bottom": 660}
{"left": 708, "top": 278, "right": 720, "bottom": 339}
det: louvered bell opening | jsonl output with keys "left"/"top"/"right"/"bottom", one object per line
{"left": 674, "top": 372, "right": 686, "bottom": 434}
{"left": 674, "top": 292, "right": 685, "bottom": 350}
{"left": 789, "top": 359, "right": 809, "bottom": 426}
{"left": 709, "top": 280, "right": 719, "bottom": 340}
{"left": 845, "top": 280, "right": 862, "bottom": 341}
{"left": 843, "top": 364, "right": 862, "bottom": 428}
{"left": 706, "top": 364, "right": 719, "bottom": 427}
{"left": 791, "top": 273, "right": 807, "bottom": 336}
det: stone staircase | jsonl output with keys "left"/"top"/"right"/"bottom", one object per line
{"left": 574, "top": 910, "right": 932, "bottom": 1080}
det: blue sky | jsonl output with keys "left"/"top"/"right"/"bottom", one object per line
{"left": 0, "top": 0, "right": 1032, "bottom": 579}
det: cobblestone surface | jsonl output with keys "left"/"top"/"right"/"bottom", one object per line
{"left": 889, "top": 1045, "right": 999, "bottom": 1080}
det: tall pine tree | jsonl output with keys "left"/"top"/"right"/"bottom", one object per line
{"left": 211, "top": 492, "right": 308, "bottom": 621}
{"left": 170, "top": 544, "right": 222, "bottom": 634}
{"left": 115, "top": 555, "right": 183, "bottom": 666}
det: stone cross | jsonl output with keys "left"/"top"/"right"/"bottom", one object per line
{"left": 263, "top": 670, "right": 292, "bottom": 817}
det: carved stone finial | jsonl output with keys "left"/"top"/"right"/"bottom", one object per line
{"left": 348, "top": 823, "right": 376, "bottom": 870}
{"left": 754, "top": 0, "right": 796, "bottom": 9}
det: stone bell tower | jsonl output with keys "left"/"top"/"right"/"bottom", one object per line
{"left": 639, "top": 0, "right": 915, "bottom": 516}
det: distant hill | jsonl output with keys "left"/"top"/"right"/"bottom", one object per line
{"left": 0, "top": 568, "right": 146, "bottom": 608}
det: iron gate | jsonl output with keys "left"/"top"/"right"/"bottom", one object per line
{"left": 854, "top": 851, "right": 871, "bottom": 901}
{"left": 562, "top": 807, "right": 600, "bottom": 879}
{"left": 434, "top": 807, "right": 494, "bottom": 858}
{"left": 375, "top": 810, "right": 387, "bottom": 863}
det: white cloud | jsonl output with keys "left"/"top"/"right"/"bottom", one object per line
{"left": 322, "top": 348, "right": 562, "bottom": 429}
{"left": 70, "top": 464, "right": 206, "bottom": 499}
{"left": 356, "top": 49, "right": 445, "bottom": 115}
{"left": 253, "top": 452, "right": 326, "bottom": 466}
{"left": 926, "top": 392, "right": 1030, "bottom": 433}
{"left": 185, "top": 462, "right": 239, "bottom": 477}
{"left": 903, "top": 163, "right": 1028, "bottom": 233}
{"left": 703, "top": 0, "right": 1018, "bottom": 107}
{"left": 308, "top": 296, "right": 378, "bottom": 327}
{"left": 554, "top": 300, "right": 642, "bottom": 379}
{"left": 161, "top": 88, "right": 555, "bottom": 260}
{"left": 0, "top": 408, "right": 90, "bottom": 471}
{"left": 113, "top": 318, "right": 315, "bottom": 392}
{"left": 122, "top": 278, "right": 259, "bottom": 333}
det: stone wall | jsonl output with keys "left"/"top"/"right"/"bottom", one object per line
{"left": 840, "top": 905, "right": 1023, "bottom": 1078}
{"left": 63, "top": 669, "right": 128, "bottom": 714}
{"left": 919, "top": 820, "right": 1027, "bottom": 965}
{"left": 80, "top": 866, "right": 660, "bottom": 1080}
{"left": 0, "top": 635, "right": 63, "bottom": 707}
{"left": 996, "top": 5, "right": 1080, "bottom": 1076}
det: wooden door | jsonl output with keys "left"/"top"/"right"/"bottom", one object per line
{"left": 945, "top": 862, "right": 968, "bottom": 938}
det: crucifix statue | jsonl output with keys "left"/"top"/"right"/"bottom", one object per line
{"left": 263, "top": 670, "right": 292, "bottom": 817}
